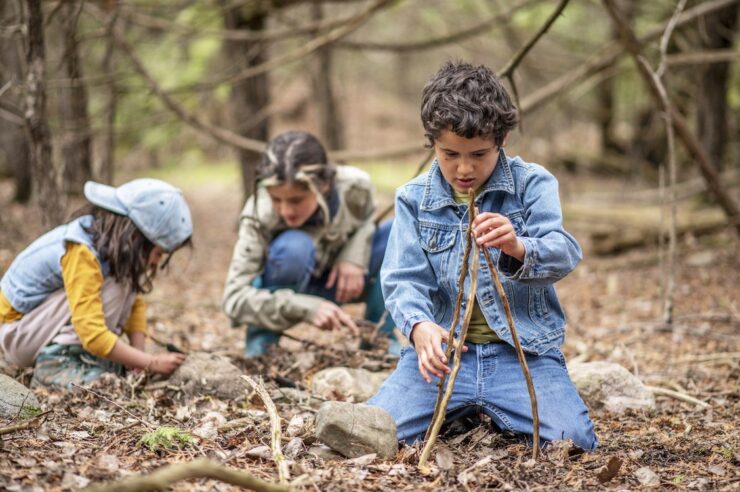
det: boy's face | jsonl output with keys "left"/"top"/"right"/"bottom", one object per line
{"left": 434, "top": 130, "right": 500, "bottom": 194}
{"left": 267, "top": 182, "right": 320, "bottom": 227}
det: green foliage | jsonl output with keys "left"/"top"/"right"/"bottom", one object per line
{"left": 672, "top": 474, "right": 686, "bottom": 486}
{"left": 138, "top": 426, "right": 194, "bottom": 452}
{"left": 19, "top": 405, "right": 43, "bottom": 419}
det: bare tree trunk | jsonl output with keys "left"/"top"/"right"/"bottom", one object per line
{"left": 598, "top": 0, "right": 634, "bottom": 154}
{"left": 57, "top": 1, "right": 92, "bottom": 194}
{"left": 222, "top": 4, "right": 270, "bottom": 201}
{"left": 25, "top": 0, "right": 63, "bottom": 226}
{"left": 99, "top": 5, "right": 119, "bottom": 185}
{"left": 0, "top": 0, "right": 31, "bottom": 202}
{"left": 696, "top": 4, "right": 738, "bottom": 172}
{"left": 311, "top": 3, "right": 345, "bottom": 151}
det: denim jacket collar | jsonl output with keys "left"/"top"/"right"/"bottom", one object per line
{"left": 420, "top": 149, "right": 515, "bottom": 211}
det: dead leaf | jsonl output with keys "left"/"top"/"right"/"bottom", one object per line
{"left": 346, "top": 453, "right": 376, "bottom": 466}
{"left": 435, "top": 446, "right": 455, "bottom": 471}
{"left": 596, "top": 456, "right": 622, "bottom": 483}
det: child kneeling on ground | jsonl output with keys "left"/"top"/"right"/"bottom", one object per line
{"left": 0, "top": 179, "right": 192, "bottom": 387}
{"left": 368, "top": 62, "right": 598, "bottom": 450}
{"left": 222, "top": 131, "right": 398, "bottom": 357}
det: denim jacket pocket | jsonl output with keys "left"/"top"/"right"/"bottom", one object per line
{"left": 418, "top": 221, "right": 456, "bottom": 253}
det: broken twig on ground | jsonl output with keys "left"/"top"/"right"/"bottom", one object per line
{"left": 241, "top": 375, "right": 290, "bottom": 483}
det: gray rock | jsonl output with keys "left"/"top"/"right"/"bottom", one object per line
{"left": 169, "top": 352, "right": 247, "bottom": 400}
{"left": 0, "top": 374, "right": 41, "bottom": 419}
{"left": 311, "top": 367, "right": 389, "bottom": 402}
{"left": 569, "top": 361, "right": 655, "bottom": 414}
{"left": 315, "top": 401, "right": 397, "bottom": 459}
{"left": 635, "top": 466, "right": 660, "bottom": 487}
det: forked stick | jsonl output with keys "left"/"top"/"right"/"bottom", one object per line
{"left": 419, "top": 191, "right": 479, "bottom": 468}
{"left": 480, "top": 237, "right": 540, "bottom": 459}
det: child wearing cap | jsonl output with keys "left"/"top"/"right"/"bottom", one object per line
{"left": 0, "top": 178, "right": 192, "bottom": 387}
{"left": 223, "top": 131, "right": 398, "bottom": 357}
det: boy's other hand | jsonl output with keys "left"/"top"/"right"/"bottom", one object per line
{"left": 472, "top": 212, "right": 525, "bottom": 261}
{"left": 411, "top": 321, "right": 468, "bottom": 384}
{"left": 148, "top": 353, "right": 186, "bottom": 375}
{"left": 326, "top": 261, "right": 365, "bottom": 303}
{"left": 313, "top": 300, "right": 360, "bottom": 336}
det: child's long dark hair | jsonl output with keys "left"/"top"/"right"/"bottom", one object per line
{"left": 71, "top": 204, "right": 190, "bottom": 293}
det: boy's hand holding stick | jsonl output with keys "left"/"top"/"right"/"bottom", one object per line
{"left": 418, "top": 191, "right": 540, "bottom": 469}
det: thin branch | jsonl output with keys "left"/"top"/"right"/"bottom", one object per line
{"left": 339, "top": 0, "right": 540, "bottom": 52}
{"left": 0, "top": 410, "right": 52, "bottom": 435}
{"left": 520, "top": 0, "right": 740, "bottom": 115}
{"left": 121, "top": 4, "right": 361, "bottom": 42}
{"left": 480, "top": 226, "right": 540, "bottom": 459}
{"left": 666, "top": 48, "right": 740, "bottom": 66}
{"left": 646, "top": 385, "right": 711, "bottom": 409}
{"left": 83, "top": 457, "right": 290, "bottom": 492}
{"left": 240, "top": 376, "right": 290, "bottom": 484}
{"left": 71, "top": 383, "right": 155, "bottom": 430}
{"left": 169, "top": 0, "right": 394, "bottom": 93}
{"left": 419, "top": 191, "right": 479, "bottom": 470}
{"left": 602, "top": 0, "right": 740, "bottom": 233}
{"left": 498, "top": 0, "right": 571, "bottom": 79}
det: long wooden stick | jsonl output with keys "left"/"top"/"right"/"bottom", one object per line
{"left": 240, "top": 376, "right": 289, "bottom": 484}
{"left": 480, "top": 242, "right": 540, "bottom": 459}
{"left": 422, "top": 191, "right": 476, "bottom": 444}
{"left": 83, "top": 457, "right": 289, "bottom": 492}
{"left": 419, "top": 191, "right": 479, "bottom": 468}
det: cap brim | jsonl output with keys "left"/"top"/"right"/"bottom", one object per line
{"left": 83, "top": 181, "right": 128, "bottom": 215}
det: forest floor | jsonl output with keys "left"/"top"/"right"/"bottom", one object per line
{"left": 0, "top": 176, "right": 737, "bottom": 491}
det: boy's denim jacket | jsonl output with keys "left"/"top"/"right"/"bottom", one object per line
{"left": 381, "top": 151, "right": 582, "bottom": 355}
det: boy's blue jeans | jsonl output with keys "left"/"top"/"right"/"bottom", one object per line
{"left": 367, "top": 342, "right": 598, "bottom": 450}
{"left": 246, "top": 220, "right": 396, "bottom": 357}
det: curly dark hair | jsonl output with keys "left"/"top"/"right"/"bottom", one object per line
{"left": 421, "top": 61, "right": 518, "bottom": 147}
{"left": 70, "top": 205, "right": 191, "bottom": 294}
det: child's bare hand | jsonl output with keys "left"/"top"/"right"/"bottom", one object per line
{"left": 148, "top": 353, "right": 186, "bottom": 375}
{"left": 312, "top": 301, "right": 360, "bottom": 335}
{"left": 326, "top": 261, "right": 365, "bottom": 303}
{"left": 472, "top": 212, "right": 525, "bottom": 260}
{"left": 411, "top": 321, "right": 468, "bottom": 384}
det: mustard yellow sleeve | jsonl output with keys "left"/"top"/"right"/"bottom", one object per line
{"left": 0, "top": 291, "right": 23, "bottom": 323}
{"left": 123, "top": 295, "right": 147, "bottom": 335}
{"left": 60, "top": 242, "right": 119, "bottom": 357}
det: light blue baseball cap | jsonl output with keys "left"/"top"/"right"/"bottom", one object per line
{"left": 83, "top": 178, "right": 193, "bottom": 252}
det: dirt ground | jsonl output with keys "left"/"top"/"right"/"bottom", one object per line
{"left": 0, "top": 178, "right": 737, "bottom": 491}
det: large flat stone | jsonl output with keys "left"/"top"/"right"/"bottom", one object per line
{"left": 569, "top": 361, "right": 655, "bottom": 414}
{"left": 0, "top": 374, "right": 41, "bottom": 419}
{"left": 315, "top": 401, "right": 397, "bottom": 459}
{"left": 169, "top": 352, "right": 248, "bottom": 400}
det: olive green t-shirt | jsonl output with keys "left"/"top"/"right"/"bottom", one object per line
{"left": 453, "top": 189, "right": 502, "bottom": 344}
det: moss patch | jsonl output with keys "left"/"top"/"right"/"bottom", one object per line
{"left": 138, "top": 426, "right": 195, "bottom": 452}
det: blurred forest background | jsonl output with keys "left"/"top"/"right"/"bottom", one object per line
{"left": 1, "top": 0, "right": 738, "bottom": 244}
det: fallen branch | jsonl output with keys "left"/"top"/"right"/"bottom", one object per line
{"left": 479, "top": 222, "right": 540, "bottom": 459}
{"left": 676, "top": 352, "right": 740, "bottom": 364}
{"left": 0, "top": 410, "right": 52, "bottom": 435}
{"left": 241, "top": 375, "right": 290, "bottom": 484}
{"left": 419, "top": 191, "right": 480, "bottom": 469}
{"left": 646, "top": 385, "right": 710, "bottom": 409}
{"left": 82, "top": 457, "right": 290, "bottom": 492}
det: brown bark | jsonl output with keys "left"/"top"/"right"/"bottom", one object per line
{"left": 311, "top": 3, "right": 345, "bottom": 151}
{"left": 99, "top": 5, "right": 119, "bottom": 185}
{"left": 0, "top": 0, "right": 31, "bottom": 202}
{"left": 696, "top": 4, "right": 738, "bottom": 172}
{"left": 57, "top": 1, "right": 92, "bottom": 194}
{"left": 222, "top": 3, "right": 270, "bottom": 201}
{"left": 25, "top": 0, "right": 63, "bottom": 226}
